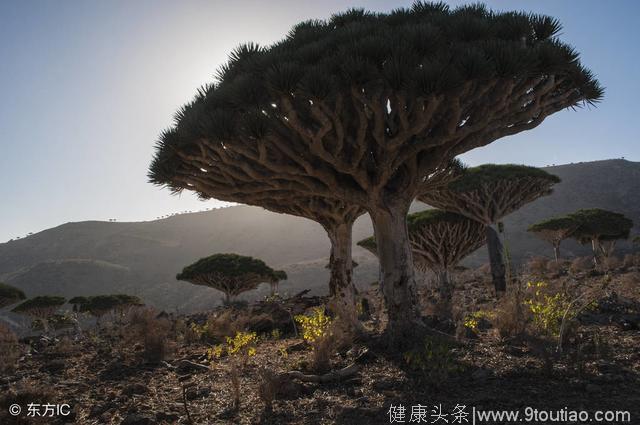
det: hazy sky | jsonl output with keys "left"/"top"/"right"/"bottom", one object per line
{"left": 1, "top": 0, "right": 638, "bottom": 242}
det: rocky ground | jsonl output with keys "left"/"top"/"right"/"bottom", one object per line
{"left": 1, "top": 264, "right": 639, "bottom": 425}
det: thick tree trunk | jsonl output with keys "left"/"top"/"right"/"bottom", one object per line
{"left": 369, "top": 202, "right": 420, "bottom": 343}
{"left": 435, "top": 269, "right": 453, "bottom": 319}
{"left": 486, "top": 225, "right": 506, "bottom": 294}
{"left": 326, "top": 221, "right": 358, "bottom": 326}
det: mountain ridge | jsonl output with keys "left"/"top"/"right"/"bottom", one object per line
{"left": 1, "top": 159, "right": 638, "bottom": 312}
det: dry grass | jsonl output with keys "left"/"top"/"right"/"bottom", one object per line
{"left": 527, "top": 256, "right": 549, "bottom": 277}
{"left": 493, "top": 283, "right": 528, "bottom": 338}
{"left": 570, "top": 256, "right": 593, "bottom": 274}
{"left": 125, "top": 307, "right": 174, "bottom": 363}
{"left": 205, "top": 309, "right": 251, "bottom": 340}
{"left": 0, "top": 323, "right": 21, "bottom": 373}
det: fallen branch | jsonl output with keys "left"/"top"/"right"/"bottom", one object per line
{"left": 281, "top": 363, "right": 359, "bottom": 383}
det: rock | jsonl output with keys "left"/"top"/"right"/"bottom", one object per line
{"left": 122, "top": 383, "right": 149, "bottom": 396}
{"left": 121, "top": 413, "right": 156, "bottom": 425}
{"left": 373, "top": 378, "right": 402, "bottom": 391}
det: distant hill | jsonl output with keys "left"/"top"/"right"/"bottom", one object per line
{"left": 0, "top": 159, "right": 638, "bottom": 312}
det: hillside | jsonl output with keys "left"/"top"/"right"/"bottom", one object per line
{"left": 0, "top": 159, "right": 638, "bottom": 312}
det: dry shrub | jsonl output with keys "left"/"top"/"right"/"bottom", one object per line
{"left": 206, "top": 309, "right": 250, "bottom": 340}
{"left": 545, "top": 260, "right": 563, "bottom": 277}
{"left": 476, "top": 263, "right": 491, "bottom": 279}
{"left": 493, "top": 286, "right": 528, "bottom": 338}
{"left": 258, "top": 368, "right": 278, "bottom": 412}
{"left": 601, "top": 255, "right": 622, "bottom": 272}
{"left": 125, "top": 307, "right": 173, "bottom": 363}
{"left": 0, "top": 323, "right": 21, "bottom": 373}
{"left": 527, "top": 256, "right": 549, "bottom": 276}
{"left": 570, "top": 256, "right": 593, "bottom": 274}
{"left": 52, "top": 336, "right": 75, "bottom": 356}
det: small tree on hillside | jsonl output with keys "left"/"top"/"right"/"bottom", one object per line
{"left": 528, "top": 215, "right": 579, "bottom": 262}
{"left": 0, "top": 282, "right": 26, "bottom": 308}
{"left": 568, "top": 209, "right": 633, "bottom": 265}
{"left": 12, "top": 296, "right": 66, "bottom": 332}
{"left": 420, "top": 164, "right": 560, "bottom": 293}
{"left": 177, "top": 254, "right": 277, "bottom": 304}
{"left": 149, "top": 3, "right": 601, "bottom": 341}
{"left": 70, "top": 294, "right": 143, "bottom": 327}
{"left": 268, "top": 270, "right": 288, "bottom": 296}
{"left": 359, "top": 209, "right": 485, "bottom": 315}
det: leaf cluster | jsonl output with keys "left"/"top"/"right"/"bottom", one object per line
{"left": 176, "top": 253, "right": 278, "bottom": 281}
{"left": 449, "top": 164, "right": 560, "bottom": 193}
{"left": 13, "top": 296, "right": 66, "bottom": 313}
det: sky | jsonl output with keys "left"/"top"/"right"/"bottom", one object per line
{"left": 1, "top": 0, "right": 638, "bottom": 242}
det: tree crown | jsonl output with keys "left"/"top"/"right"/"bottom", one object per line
{"left": 527, "top": 215, "right": 577, "bottom": 233}
{"left": 13, "top": 296, "right": 66, "bottom": 313}
{"left": 177, "top": 253, "right": 277, "bottom": 281}
{"left": 70, "top": 294, "right": 143, "bottom": 314}
{"left": 149, "top": 1, "right": 600, "bottom": 208}
{"left": 449, "top": 164, "right": 560, "bottom": 193}
{"left": 568, "top": 208, "right": 633, "bottom": 242}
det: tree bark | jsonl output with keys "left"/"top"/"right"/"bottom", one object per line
{"left": 552, "top": 242, "right": 560, "bottom": 263}
{"left": 369, "top": 201, "right": 420, "bottom": 343}
{"left": 326, "top": 221, "right": 358, "bottom": 326}
{"left": 486, "top": 225, "right": 506, "bottom": 294}
{"left": 591, "top": 239, "right": 599, "bottom": 266}
{"left": 435, "top": 269, "right": 453, "bottom": 319}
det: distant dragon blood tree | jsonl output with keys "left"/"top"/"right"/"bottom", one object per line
{"left": 568, "top": 209, "right": 633, "bottom": 265}
{"left": 359, "top": 209, "right": 485, "bottom": 315}
{"left": 177, "top": 253, "right": 278, "bottom": 304}
{"left": 12, "top": 296, "right": 66, "bottom": 331}
{"left": 0, "top": 282, "right": 26, "bottom": 308}
{"left": 149, "top": 2, "right": 601, "bottom": 341}
{"left": 269, "top": 270, "right": 288, "bottom": 296}
{"left": 421, "top": 164, "right": 560, "bottom": 293}
{"left": 69, "top": 294, "right": 143, "bottom": 317}
{"left": 528, "top": 216, "right": 579, "bottom": 262}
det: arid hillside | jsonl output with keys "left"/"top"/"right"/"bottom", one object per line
{"left": 0, "top": 159, "right": 638, "bottom": 312}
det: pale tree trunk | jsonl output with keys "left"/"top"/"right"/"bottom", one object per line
{"left": 591, "top": 239, "right": 599, "bottom": 266}
{"left": 326, "top": 221, "right": 359, "bottom": 329}
{"left": 553, "top": 241, "right": 560, "bottom": 263}
{"left": 435, "top": 269, "right": 453, "bottom": 319}
{"left": 486, "top": 225, "right": 506, "bottom": 294}
{"left": 369, "top": 201, "right": 420, "bottom": 343}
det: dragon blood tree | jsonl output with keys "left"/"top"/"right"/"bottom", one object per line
{"left": 269, "top": 270, "right": 288, "bottom": 296}
{"left": 527, "top": 215, "right": 579, "bottom": 262}
{"left": 421, "top": 164, "right": 560, "bottom": 294}
{"left": 12, "top": 296, "right": 66, "bottom": 332}
{"left": 0, "top": 282, "right": 26, "bottom": 308}
{"left": 70, "top": 294, "right": 143, "bottom": 319}
{"left": 568, "top": 209, "right": 634, "bottom": 265}
{"left": 148, "top": 2, "right": 602, "bottom": 340}
{"left": 359, "top": 209, "right": 485, "bottom": 316}
{"left": 177, "top": 253, "right": 277, "bottom": 304}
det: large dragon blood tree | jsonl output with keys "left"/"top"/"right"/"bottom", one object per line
{"left": 420, "top": 164, "right": 560, "bottom": 293}
{"left": 528, "top": 215, "right": 579, "bottom": 262}
{"left": 149, "top": 2, "right": 602, "bottom": 341}
{"left": 359, "top": 209, "right": 485, "bottom": 317}
{"left": 177, "top": 254, "right": 278, "bottom": 304}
